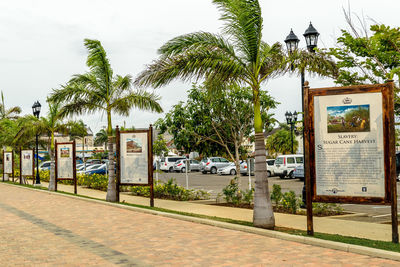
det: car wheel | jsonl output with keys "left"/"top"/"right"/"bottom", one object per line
{"left": 181, "top": 167, "right": 186, "bottom": 173}
{"left": 279, "top": 174, "right": 285, "bottom": 179}
{"left": 289, "top": 171, "right": 294, "bottom": 179}
{"left": 211, "top": 167, "right": 217, "bottom": 174}
{"left": 230, "top": 169, "right": 236, "bottom": 175}
{"left": 169, "top": 167, "right": 174, "bottom": 173}
{"left": 267, "top": 171, "right": 271, "bottom": 177}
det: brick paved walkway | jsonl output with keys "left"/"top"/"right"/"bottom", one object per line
{"left": 0, "top": 183, "right": 398, "bottom": 266}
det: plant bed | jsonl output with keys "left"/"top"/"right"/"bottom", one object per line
{"left": 211, "top": 202, "right": 347, "bottom": 217}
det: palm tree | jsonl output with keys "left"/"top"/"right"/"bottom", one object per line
{"left": 17, "top": 100, "right": 69, "bottom": 190}
{"left": 49, "top": 39, "right": 163, "bottom": 202}
{"left": 134, "top": 0, "right": 336, "bottom": 228}
{"left": 67, "top": 120, "right": 88, "bottom": 163}
{"left": 0, "top": 91, "right": 21, "bottom": 120}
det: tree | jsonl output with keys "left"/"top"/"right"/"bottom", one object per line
{"left": 49, "top": 39, "right": 163, "bottom": 202}
{"left": 17, "top": 100, "right": 69, "bottom": 190}
{"left": 134, "top": 0, "right": 336, "bottom": 228}
{"left": 265, "top": 124, "right": 299, "bottom": 157}
{"left": 0, "top": 91, "right": 21, "bottom": 120}
{"left": 94, "top": 129, "right": 108, "bottom": 148}
{"left": 157, "top": 83, "right": 277, "bottom": 175}
{"left": 328, "top": 11, "right": 400, "bottom": 113}
{"left": 153, "top": 134, "right": 169, "bottom": 157}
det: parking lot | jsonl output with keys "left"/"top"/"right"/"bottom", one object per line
{"left": 155, "top": 170, "right": 400, "bottom": 224}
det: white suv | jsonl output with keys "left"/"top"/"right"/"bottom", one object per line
{"left": 274, "top": 154, "right": 303, "bottom": 179}
{"left": 160, "top": 156, "right": 186, "bottom": 172}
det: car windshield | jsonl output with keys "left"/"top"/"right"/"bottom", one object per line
{"left": 201, "top": 158, "right": 208, "bottom": 163}
{"left": 275, "top": 157, "right": 283, "bottom": 164}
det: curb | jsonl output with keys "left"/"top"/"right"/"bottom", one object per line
{"left": 3, "top": 182, "right": 400, "bottom": 262}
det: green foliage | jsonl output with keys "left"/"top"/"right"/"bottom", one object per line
{"left": 270, "top": 184, "right": 283, "bottom": 205}
{"left": 153, "top": 134, "right": 169, "bottom": 157}
{"left": 131, "top": 179, "right": 209, "bottom": 201}
{"left": 221, "top": 177, "right": 254, "bottom": 205}
{"left": 280, "top": 191, "right": 300, "bottom": 214}
{"left": 265, "top": 124, "right": 299, "bottom": 156}
{"left": 312, "top": 203, "right": 344, "bottom": 216}
{"left": 156, "top": 83, "right": 277, "bottom": 159}
{"left": 328, "top": 17, "right": 400, "bottom": 114}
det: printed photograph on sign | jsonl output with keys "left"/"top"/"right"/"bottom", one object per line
{"left": 6, "top": 154, "right": 10, "bottom": 161}
{"left": 23, "top": 153, "right": 31, "bottom": 160}
{"left": 327, "top": 104, "right": 370, "bottom": 133}
{"left": 126, "top": 138, "right": 142, "bottom": 153}
{"left": 60, "top": 147, "right": 70, "bottom": 158}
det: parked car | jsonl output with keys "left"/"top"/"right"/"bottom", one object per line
{"left": 77, "top": 164, "right": 102, "bottom": 174}
{"left": 86, "top": 159, "right": 103, "bottom": 165}
{"left": 85, "top": 164, "right": 107, "bottom": 175}
{"left": 200, "top": 157, "right": 231, "bottom": 174}
{"left": 240, "top": 159, "right": 275, "bottom": 177}
{"left": 218, "top": 162, "right": 246, "bottom": 175}
{"left": 293, "top": 165, "right": 304, "bottom": 181}
{"left": 274, "top": 154, "right": 303, "bottom": 178}
{"left": 173, "top": 159, "right": 201, "bottom": 172}
{"left": 38, "top": 161, "right": 52, "bottom": 171}
{"left": 160, "top": 156, "right": 186, "bottom": 172}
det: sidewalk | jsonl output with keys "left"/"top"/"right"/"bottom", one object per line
{"left": 38, "top": 181, "right": 394, "bottom": 242}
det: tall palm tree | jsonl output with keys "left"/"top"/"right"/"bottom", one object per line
{"left": 0, "top": 91, "right": 21, "bottom": 120}
{"left": 134, "top": 0, "right": 336, "bottom": 228}
{"left": 49, "top": 39, "right": 163, "bottom": 202}
{"left": 17, "top": 100, "right": 69, "bottom": 190}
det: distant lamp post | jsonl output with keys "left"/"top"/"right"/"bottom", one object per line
{"left": 32, "top": 101, "right": 41, "bottom": 185}
{"left": 285, "top": 111, "right": 297, "bottom": 154}
{"left": 285, "top": 22, "right": 320, "bottom": 207}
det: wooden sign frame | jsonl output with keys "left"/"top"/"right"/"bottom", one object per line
{"left": 304, "top": 81, "right": 398, "bottom": 243}
{"left": 3, "top": 151, "right": 14, "bottom": 182}
{"left": 19, "top": 149, "right": 35, "bottom": 185}
{"left": 55, "top": 141, "right": 77, "bottom": 194}
{"left": 116, "top": 125, "right": 154, "bottom": 207}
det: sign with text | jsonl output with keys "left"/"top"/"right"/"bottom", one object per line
{"left": 119, "top": 131, "right": 149, "bottom": 184}
{"left": 3, "top": 151, "right": 13, "bottom": 174}
{"left": 306, "top": 83, "right": 395, "bottom": 204}
{"left": 21, "top": 150, "right": 34, "bottom": 176}
{"left": 56, "top": 143, "right": 74, "bottom": 179}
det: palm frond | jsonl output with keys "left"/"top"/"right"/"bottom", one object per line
{"left": 113, "top": 74, "right": 133, "bottom": 94}
{"left": 213, "top": 0, "right": 263, "bottom": 63}
{"left": 110, "top": 90, "right": 163, "bottom": 116}
{"left": 135, "top": 49, "right": 246, "bottom": 88}
{"left": 290, "top": 49, "right": 339, "bottom": 78}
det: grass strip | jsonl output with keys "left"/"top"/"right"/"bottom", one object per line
{"left": 2, "top": 181, "right": 399, "bottom": 253}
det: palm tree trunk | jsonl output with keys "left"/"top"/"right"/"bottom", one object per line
{"left": 252, "top": 89, "right": 275, "bottom": 229}
{"left": 106, "top": 136, "right": 117, "bottom": 202}
{"left": 48, "top": 147, "right": 56, "bottom": 191}
{"left": 48, "top": 134, "right": 56, "bottom": 191}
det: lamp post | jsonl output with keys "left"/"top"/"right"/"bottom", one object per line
{"left": 284, "top": 22, "right": 319, "bottom": 207}
{"left": 32, "top": 101, "right": 41, "bottom": 185}
{"left": 285, "top": 111, "right": 298, "bottom": 154}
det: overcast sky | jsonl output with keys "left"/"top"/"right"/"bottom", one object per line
{"left": 0, "top": 0, "right": 397, "bottom": 134}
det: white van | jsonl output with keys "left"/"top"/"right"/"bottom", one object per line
{"left": 274, "top": 154, "right": 303, "bottom": 178}
{"left": 160, "top": 156, "right": 186, "bottom": 172}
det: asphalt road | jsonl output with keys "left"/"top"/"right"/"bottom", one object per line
{"left": 156, "top": 170, "right": 400, "bottom": 223}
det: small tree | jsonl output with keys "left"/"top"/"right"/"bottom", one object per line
{"left": 153, "top": 134, "right": 169, "bottom": 157}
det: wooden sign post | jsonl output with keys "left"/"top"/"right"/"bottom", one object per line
{"left": 55, "top": 141, "right": 77, "bottom": 194}
{"left": 20, "top": 149, "right": 35, "bottom": 184}
{"left": 116, "top": 125, "right": 154, "bottom": 207}
{"left": 304, "top": 81, "right": 398, "bottom": 243}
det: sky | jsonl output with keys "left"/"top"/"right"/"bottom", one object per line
{"left": 0, "top": 0, "right": 398, "bottom": 134}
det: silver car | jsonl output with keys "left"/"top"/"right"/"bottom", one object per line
{"left": 200, "top": 157, "right": 231, "bottom": 174}
{"left": 173, "top": 159, "right": 201, "bottom": 173}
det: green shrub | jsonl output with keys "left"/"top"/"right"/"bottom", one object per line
{"left": 313, "top": 202, "right": 344, "bottom": 216}
{"left": 131, "top": 178, "right": 209, "bottom": 201}
{"left": 270, "top": 184, "right": 283, "bottom": 205}
{"left": 221, "top": 177, "right": 253, "bottom": 205}
{"left": 280, "top": 191, "right": 300, "bottom": 214}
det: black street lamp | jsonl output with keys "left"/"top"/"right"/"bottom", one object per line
{"left": 285, "top": 111, "right": 298, "bottom": 154}
{"left": 32, "top": 101, "right": 41, "bottom": 185}
{"left": 284, "top": 22, "right": 320, "bottom": 207}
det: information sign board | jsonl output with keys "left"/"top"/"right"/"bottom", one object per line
{"left": 21, "top": 149, "right": 34, "bottom": 176}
